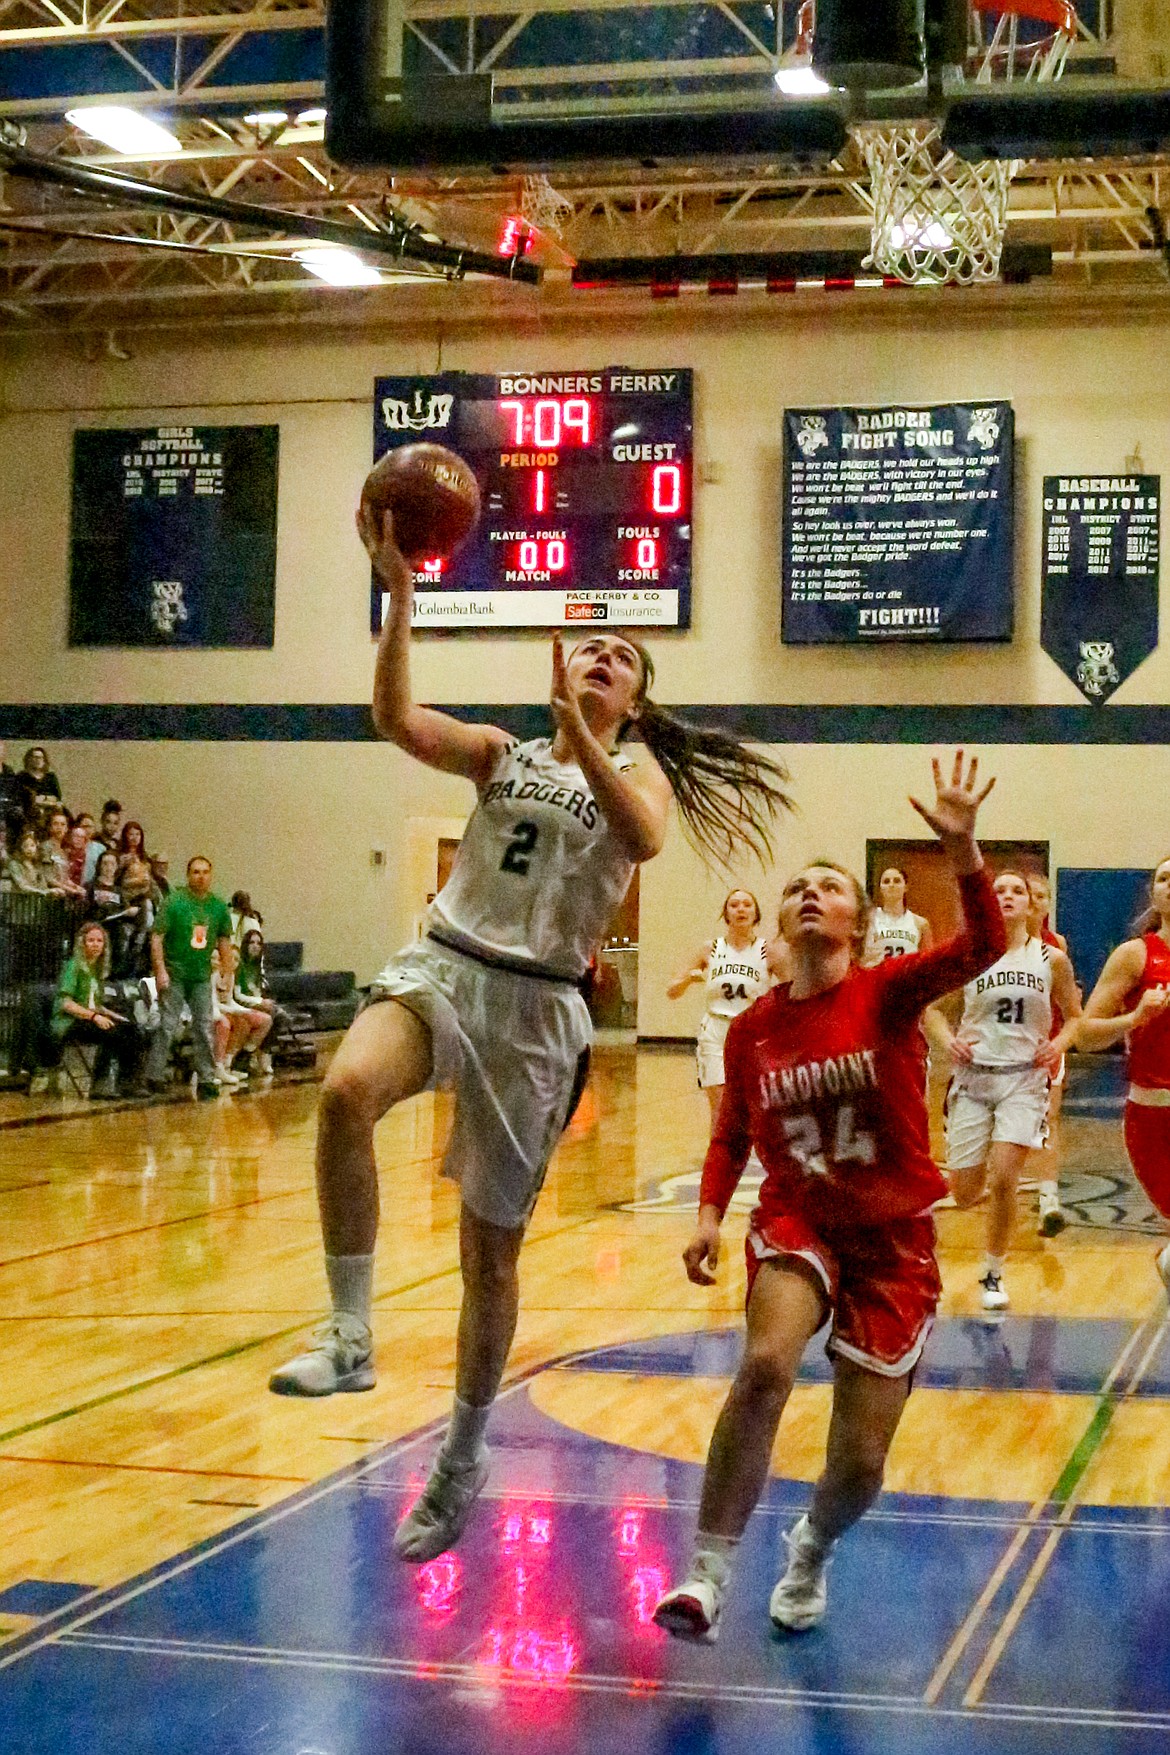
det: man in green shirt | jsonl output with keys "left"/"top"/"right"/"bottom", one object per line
{"left": 145, "top": 855, "right": 233, "bottom": 1098}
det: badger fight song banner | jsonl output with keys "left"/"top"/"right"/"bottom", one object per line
{"left": 782, "top": 402, "right": 1014, "bottom": 644}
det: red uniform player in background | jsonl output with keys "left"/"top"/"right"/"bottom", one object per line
{"left": 1079, "top": 856, "right": 1170, "bottom": 1287}
{"left": 655, "top": 753, "right": 1005, "bottom": 1644}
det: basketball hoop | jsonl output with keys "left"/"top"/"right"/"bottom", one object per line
{"left": 520, "top": 174, "right": 575, "bottom": 239}
{"left": 853, "top": 0, "right": 1078, "bottom": 285}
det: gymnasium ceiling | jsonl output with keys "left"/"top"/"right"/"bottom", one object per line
{"left": 0, "top": 0, "right": 1168, "bottom": 334}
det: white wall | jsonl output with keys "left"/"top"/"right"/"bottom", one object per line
{"left": 2, "top": 299, "right": 1169, "bottom": 1022}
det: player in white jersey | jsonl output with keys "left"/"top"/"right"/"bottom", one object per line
{"left": 668, "top": 890, "right": 786, "bottom": 1132}
{"left": 865, "top": 867, "right": 933, "bottom": 962}
{"left": 1026, "top": 872, "right": 1080, "bottom": 1235}
{"left": 934, "top": 871, "right": 1080, "bottom": 1311}
{"left": 269, "top": 503, "right": 793, "bottom": 1565}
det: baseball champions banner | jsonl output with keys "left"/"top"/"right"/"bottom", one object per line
{"left": 69, "top": 425, "right": 279, "bottom": 648}
{"left": 782, "top": 402, "right": 1014, "bottom": 643}
{"left": 1041, "top": 475, "right": 1160, "bottom": 705}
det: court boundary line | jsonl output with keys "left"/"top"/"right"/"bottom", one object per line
{"left": 962, "top": 1303, "right": 1170, "bottom": 1707}
{"left": 921, "top": 1303, "right": 1164, "bottom": 1706}
{"left": 46, "top": 1629, "right": 1170, "bottom": 1732}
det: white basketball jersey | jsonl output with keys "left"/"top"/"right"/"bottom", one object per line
{"left": 428, "top": 738, "right": 636, "bottom": 980}
{"left": 704, "top": 936, "right": 771, "bottom": 1020}
{"left": 958, "top": 937, "right": 1053, "bottom": 1068}
{"left": 869, "top": 907, "right": 922, "bottom": 960}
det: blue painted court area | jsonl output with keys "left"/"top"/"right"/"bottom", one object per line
{"left": 3, "top": 1316, "right": 1170, "bottom": 1755}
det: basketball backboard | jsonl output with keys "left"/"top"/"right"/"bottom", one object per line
{"left": 327, "top": 0, "right": 1170, "bottom": 173}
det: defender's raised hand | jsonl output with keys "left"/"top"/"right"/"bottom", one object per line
{"left": 909, "top": 751, "right": 995, "bottom": 867}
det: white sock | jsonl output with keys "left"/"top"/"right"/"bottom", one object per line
{"left": 325, "top": 1253, "right": 374, "bottom": 1328}
{"left": 690, "top": 1529, "right": 740, "bottom": 1586}
{"left": 1039, "top": 1179, "right": 1059, "bottom": 1199}
{"left": 985, "top": 1254, "right": 1005, "bottom": 1277}
{"left": 795, "top": 1512, "right": 833, "bottom": 1556}
{"left": 439, "top": 1395, "right": 492, "bottom": 1469}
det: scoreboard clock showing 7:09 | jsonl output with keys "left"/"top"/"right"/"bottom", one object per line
{"left": 371, "top": 369, "right": 693, "bottom": 630}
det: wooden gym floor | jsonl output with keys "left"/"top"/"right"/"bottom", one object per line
{"left": 0, "top": 1045, "right": 1167, "bottom": 1754}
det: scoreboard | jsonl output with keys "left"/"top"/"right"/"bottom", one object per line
{"left": 371, "top": 369, "right": 692, "bottom": 631}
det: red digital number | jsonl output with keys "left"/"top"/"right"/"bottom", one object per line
{"left": 498, "top": 397, "right": 592, "bottom": 448}
{"left": 651, "top": 464, "right": 682, "bottom": 514}
{"left": 516, "top": 539, "right": 567, "bottom": 573}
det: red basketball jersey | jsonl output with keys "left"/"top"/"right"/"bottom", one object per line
{"left": 701, "top": 868, "right": 1004, "bottom": 1230}
{"left": 1125, "top": 933, "right": 1170, "bottom": 1091}
{"left": 1042, "top": 924, "right": 1066, "bottom": 1035}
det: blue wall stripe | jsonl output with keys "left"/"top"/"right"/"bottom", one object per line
{"left": 0, "top": 703, "right": 1168, "bottom": 744}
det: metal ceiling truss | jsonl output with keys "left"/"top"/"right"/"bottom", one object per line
{"left": 0, "top": 0, "right": 1167, "bottom": 328}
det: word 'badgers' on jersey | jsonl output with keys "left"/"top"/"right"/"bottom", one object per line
{"left": 428, "top": 738, "right": 637, "bottom": 980}
{"left": 704, "top": 937, "right": 771, "bottom": 1020}
{"left": 869, "top": 907, "right": 922, "bottom": 960}
{"left": 958, "top": 937, "right": 1053, "bottom": 1067}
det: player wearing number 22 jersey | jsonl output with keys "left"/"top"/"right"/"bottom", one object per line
{"left": 701, "top": 867, "right": 1004, "bottom": 1373}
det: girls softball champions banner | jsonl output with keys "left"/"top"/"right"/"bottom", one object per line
{"left": 782, "top": 402, "right": 1014, "bottom": 644}
{"left": 1041, "top": 475, "right": 1160, "bottom": 705}
{"left": 69, "top": 425, "right": 279, "bottom": 648}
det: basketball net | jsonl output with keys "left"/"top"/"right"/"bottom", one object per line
{"left": 853, "top": 2, "right": 1077, "bottom": 285}
{"left": 520, "top": 173, "right": 575, "bottom": 238}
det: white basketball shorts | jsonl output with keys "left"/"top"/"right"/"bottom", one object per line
{"left": 367, "top": 937, "right": 591, "bottom": 1230}
{"left": 695, "top": 1012, "right": 732, "bottom": 1089}
{"left": 946, "top": 1064, "right": 1050, "bottom": 1169}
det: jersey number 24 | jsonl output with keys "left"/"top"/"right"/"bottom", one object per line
{"left": 782, "top": 1104, "right": 876, "bottom": 1179}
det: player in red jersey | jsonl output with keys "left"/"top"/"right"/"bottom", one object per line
{"left": 1026, "top": 873, "right": 1078, "bottom": 1236}
{"left": 1079, "top": 857, "right": 1170, "bottom": 1287}
{"left": 653, "top": 754, "right": 1005, "bottom": 1644}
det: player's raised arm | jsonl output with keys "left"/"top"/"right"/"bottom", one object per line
{"left": 363, "top": 504, "right": 511, "bottom": 787}
{"left": 878, "top": 753, "right": 1005, "bottom": 1024}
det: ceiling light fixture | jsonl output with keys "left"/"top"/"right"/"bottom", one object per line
{"left": 243, "top": 110, "right": 289, "bottom": 129}
{"left": 295, "top": 246, "right": 382, "bottom": 286}
{"left": 773, "top": 1, "right": 831, "bottom": 96}
{"left": 296, "top": 108, "right": 328, "bottom": 126}
{"left": 65, "top": 106, "right": 182, "bottom": 155}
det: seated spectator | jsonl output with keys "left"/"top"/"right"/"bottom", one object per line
{"left": 48, "top": 921, "right": 148, "bottom": 1098}
{"left": 229, "top": 890, "right": 263, "bottom": 946}
{"left": 5, "top": 826, "right": 51, "bottom": 892}
{"left": 16, "top": 747, "right": 62, "bottom": 823}
{"left": 150, "top": 851, "right": 171, "bottom": 899}
{"left": 116, "top": 854, "right": 156, "bottom": 977}
{"left": 212, "top": 943, "right": 272, "bottom": 1083}
{"left": 0, "top": 740, "right": 21, "bottom": 839}
{"left": 40, "top": 806, "right": 86, "bottom": 898}
{"left": 65, "top": 821, "right": 90, "bottom": 888}
{"left": 234, "top": 931, "right": 275, "bottom": 1076}
{"left": 117, "top": 820, "right": 149, "bottom": 874}
{"left": 87, "top": 848, "right": 125, "bottom": 919}
{"left": 83, "top": 799, "right": 123, "bottom": 884}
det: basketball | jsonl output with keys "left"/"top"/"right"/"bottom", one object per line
{"left": 361, "top": 443, "right": 481, "bottom": 564}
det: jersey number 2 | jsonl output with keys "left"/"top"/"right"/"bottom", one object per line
{"left": 501, "top": 821, "right": 539, "bottom": 875}
{"left": 996, "top": 998, "right": 1025, "bottom": 1025}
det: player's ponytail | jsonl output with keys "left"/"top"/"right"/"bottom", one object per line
{"left": 621, "top": 643, "right": 794, "bottom": 866}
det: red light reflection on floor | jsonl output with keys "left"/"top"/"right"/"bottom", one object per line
{"left": 480, "top": 1501, "right": 580, "bottom": 1688}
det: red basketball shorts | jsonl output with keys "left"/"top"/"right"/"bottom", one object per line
{"left": 745, "top": 1209, "right": 941, "bottom": 1378}
{"left": 1123, "top": 1098, "right": 1170, "bottom": 1220}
